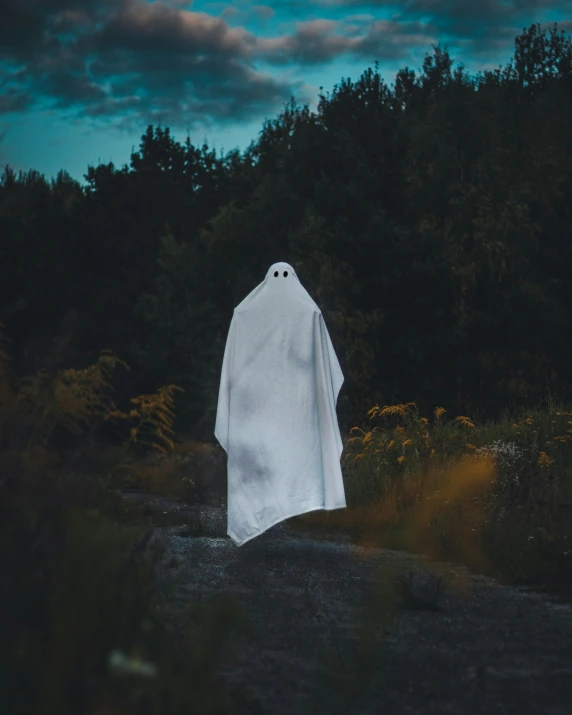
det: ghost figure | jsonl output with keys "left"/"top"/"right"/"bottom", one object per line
{"left": 215, "top": 261, "right": 347, "bottom": 546}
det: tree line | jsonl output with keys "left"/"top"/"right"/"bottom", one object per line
{"left": 1, "top": 22, "right": 571, "bottom": 442}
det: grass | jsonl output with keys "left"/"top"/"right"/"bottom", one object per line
{"left": 72, "top": 436, "right": 226, "bottom": 507}
{"left": 0, "top": 454, "right": 262, "bottom": 715}
{"left": 2, "top": 319, "right": 571, "bottom": 713}
{"left": 287, "top": 397, "right": 572, "bottom": 601}
{"left": 101, "top": 390, "right": 572, "bottom": 602}
{"left": 0, "top": 325, "right": 253, "bottom": 715}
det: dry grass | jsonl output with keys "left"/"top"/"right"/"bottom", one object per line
{"left": 2, "top": 317, "right": 571, "bottom": 714}
{"left": 290, "top": 401, "right": 572, "bottom": 599}
{"left": 0, "top": 323, "right": 249, "bottom": 715}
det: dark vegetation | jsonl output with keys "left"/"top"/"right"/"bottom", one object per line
{"left": 1, "top": 22, "right": 571, "bottom": 714}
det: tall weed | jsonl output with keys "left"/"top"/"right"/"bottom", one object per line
{"left": 291, "top": 400, "right": 572, "bottom": 597}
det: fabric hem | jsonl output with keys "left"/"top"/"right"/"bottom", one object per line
{"left": 228, "top": 501, "right": 347, "bottom": 547}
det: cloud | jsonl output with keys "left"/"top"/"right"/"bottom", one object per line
{"left": 257, "top": 17, "right": 436, "bottom": 64}
{"left": 252, "top": 5, "right": 276, "bottom": 21}
{"left": 88, "top": 5, "right": 254, "bottom": 59}
{"left": 0, "top": 0, "right": 570, "bottom": 132}
{"left": 221, "top": 6, "right": 240, "bottom": 19}
{"left": 0, "top": 89, "right": 33, "bottom": 113}
{"left": 0, "top": 0, "right": 430, "bottom": 129}
{"left": 0, "top": 0, "right": 306, "bottom": 128}
{"left": 220, "top": 4, "right": 276, "bottom": 24}
{"left": 307, "top": 0, "right": 572, "bottom": 58}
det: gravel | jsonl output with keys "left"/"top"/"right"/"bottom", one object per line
{"left": 142, "top": 502, "right": 572, "bottom": 715}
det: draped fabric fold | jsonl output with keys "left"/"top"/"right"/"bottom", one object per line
{"left": 215, "top": 261, "right": 346, "bottom": 546}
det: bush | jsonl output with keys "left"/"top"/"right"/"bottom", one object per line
{"left": 0, "top": 323, "right": 252, "bottom": 714}
{"left": 291, "top": 399, "right": 572, "bottom": 599}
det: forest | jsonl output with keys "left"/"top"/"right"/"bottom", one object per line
{"left": 1, "top": 22, "right": 571, "bottom": 441}
{"left": 1, "top": 21, "right": 572, "bottom": 715}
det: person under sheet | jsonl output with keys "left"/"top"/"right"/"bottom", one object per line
{"left": 215, "top": 261, "right": 347, "bottom": 546}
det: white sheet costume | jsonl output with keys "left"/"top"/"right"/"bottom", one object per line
{"left": 215, "top": 262, "right": 346, "bottom": 545}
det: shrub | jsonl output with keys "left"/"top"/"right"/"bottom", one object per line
{"left": 0, "top": 323, "right": 250, "bottom": 714}
{"left": 293, "top": 400, "right": 572, "bottom": 598}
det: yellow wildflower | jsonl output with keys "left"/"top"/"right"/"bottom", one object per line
{"left": 537, "top": 451, "right": 552, "bottom": 469}
{"left": 386, "top": 439, "right": 395, "bottom": 451}
{"left": 402, "top": 439, "right": 412, "bottom": 447}
{"left": 397, "top": 455, "right": 405, "bottom": 464}
{"left": 455, "top": 415, "right": 476, "bottom": 429}
{"left": 106, "top": 410, "right": 127, "bottom": 421}
{"left": 434, "top": 407, "right": 446, "bottom": 420}
{"left": 379, "top": 404, "right": 409, "bottom": 417}
{"left": 465, "top": 443, "right": 477, "bottom": 450}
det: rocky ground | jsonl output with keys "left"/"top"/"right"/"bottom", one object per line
{"left": 119, "top": 491, "right": 572, "bottom": 715}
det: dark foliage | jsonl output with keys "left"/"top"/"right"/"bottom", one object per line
{"left": 1, "top": 22, "right": 572, "bottom": 439}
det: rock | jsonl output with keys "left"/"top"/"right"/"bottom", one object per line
{"left": 151, "top": 525, "right": 572, "bottom": 715}
{"left": 115, "top": 489, "right": 228, "bottom": 536}
{"left": 396, "top": 565, "right": 447, "bottom": 611}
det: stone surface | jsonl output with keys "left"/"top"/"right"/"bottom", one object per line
{"left": 146, "top": 508, "right": 572, "bottom": 715}
{"left": 116, "top": 490, "right": 228, "bottom": 535}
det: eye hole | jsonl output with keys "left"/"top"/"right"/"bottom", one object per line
{"left": 283, "top": 271, "right": 288, "bottom": 277}
{"left": 274, "top": 271, "right": 278, "bottom": 277}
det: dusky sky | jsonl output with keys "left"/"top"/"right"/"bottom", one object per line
{"left": 1, "top": 0, "right": 571, "bottom": 186}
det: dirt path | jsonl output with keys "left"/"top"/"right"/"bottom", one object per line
{"left": 151, "top": 516, "right": 572, "bottom": 715}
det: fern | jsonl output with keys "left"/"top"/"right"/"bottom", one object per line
{"left": 0, "top": 322, "right": 183, "bottom": 461}
{"left": 15, "top": 350, "right": 130, "bottom": 448}
{"left": 106, "top": 384, "right": 185, "bottom": 454}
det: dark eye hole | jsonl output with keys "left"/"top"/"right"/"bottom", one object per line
{"left": 274, "top": 271, "right": 278, "bottom": 277}
{"left": 283, "top": 271, "right": 288, "bottom": 277}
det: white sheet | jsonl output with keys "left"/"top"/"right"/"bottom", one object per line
{"left": 214, "top": 261, "right": 346, "bottom": 546}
